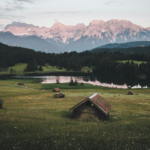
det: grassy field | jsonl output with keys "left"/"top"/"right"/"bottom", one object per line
{"left": 0, "top": 63, "right": 93, "bottom": 75}
{"left": 117, "top": 60, "right": 147, "bottom": 65}
{"left": 0, "top": 63, "right": 68, "bottom": 75}
{"left": 0, "top": 79, "right": 150, "bottom": 150}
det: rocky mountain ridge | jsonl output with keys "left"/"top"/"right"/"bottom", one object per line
{"left": 2, "top": 20, "right": 150, "bottom": 52}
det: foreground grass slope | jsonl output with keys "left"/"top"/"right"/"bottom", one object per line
{"left": 0, "top": 79, "right": 150, "bottom": 150}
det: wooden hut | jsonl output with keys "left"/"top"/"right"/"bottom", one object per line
{"left": 18, "top": 82, "right": 24, "bottom": 85}
{"left": 0, "top": 99, "right": 3, "bottom": 109}
{"left": 54, "top": 93, "right": 65, "bottom": 98}
{"left": 128, "top": 90, "right": 134, "bottom": 95}
{"left": 69, "top": 93, "right": 112, "bottom": 121}
{"left": 53, "top": 88, "right": 60, "bottom": 92}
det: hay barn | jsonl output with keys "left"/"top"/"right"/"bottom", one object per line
{"left": 69, "top": 93, "right": 112, "bottom": 121}
{"left": 18, "top": 83, "right": 24, "bottom": 85}
{"left": 0, "top": 99, "right": 3, "bottom": 108}
{"left": 53, "top": 88, "right": 60, "bottom": 92}
{"left": 128, "top": 90, "right": 134, "bottom": 95}
{"left": 54, "top": 93, "right": 65, "bottom": 98}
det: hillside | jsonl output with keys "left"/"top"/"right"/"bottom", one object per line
{"left": 93, "top": 41, "right": 150, "bottom": 49}
{"left": 0, "top": 32, "right": 61, "bottom": 53}
{"left": 91, "top": 46, "right": 150, "bottom": 54}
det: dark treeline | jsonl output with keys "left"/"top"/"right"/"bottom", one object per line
{"left": 0, "top": 42, "right": 150, "bottom": 79}
{"left": 93, "top": 61, "right": 150, "bottom": 79}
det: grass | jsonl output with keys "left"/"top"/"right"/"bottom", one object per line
{"left": 0, "top": 63, "right": 93, "bottom": 75}
{"left": 117, "top": 60, "right": 147, "bottom": 65}
{"left": 0, "top": 79, "right": 150, "bottom": 150}
{"left": 81, "top": 66, "right": 93, "bottom": 72}
{"left": 0, "top": 63, "right": 69, "bottom": 75}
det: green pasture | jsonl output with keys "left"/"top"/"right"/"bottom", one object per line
{"left": 117, "top": 60, "right": 147, "bottom": 65}
{"left": 0, "top": 79, "right": 150, "bottom": 150}
{"left": 0, "top": 63, "right": 68, "bottom": 75}
{"left": 0, "top": 63, "right": 93, "bottom": 75}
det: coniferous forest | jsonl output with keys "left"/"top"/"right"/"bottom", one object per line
{"left": 0, "top": 42, "right": 150, "bottom": 79}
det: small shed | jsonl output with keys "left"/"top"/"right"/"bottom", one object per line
{"left": 18, "top": 82, "right": 24, "bottom": 85}
{"left": 54, "top": 93, "right": 65, "bottom": 98}
{"left": 128, "top": 90, "right": 134, "bottom": 95}
{"left": 53, "top": 88, "right": 60, "bottom": 92}
{"left": 0, "top": 99, "right": 3, "bottom": 108}
{"left": 69, "top": 93, "right": 112, "bottom": 121}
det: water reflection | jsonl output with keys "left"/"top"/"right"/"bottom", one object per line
{"left": 13, "top": 75, "right": 150, "bottom": 89}
{"left": 41, "top": 76, "right": 128, "bottom": 89}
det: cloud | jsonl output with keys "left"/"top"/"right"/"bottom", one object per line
{"left": 0, "top": 1, "right": 25, "bottom": 12}
{"left": 54, "top": 19, "right": 59, "bottom": 22}
{"left": 15, "top": 0, "right": 34, "bottom": 3}
{"left": 46, "top": 10, "right": 92, "bottom": 15}
{"left": 0, "top": 12, "right": 27, "bottom": 21}
{"left": 105, "top": 1, "right": 115, "bottom": 5}
{"left": 105, "top": 1, "right": 122, "bottom": 5}
{"left": 0, "top": 6, "right": 24, "bottom": 11}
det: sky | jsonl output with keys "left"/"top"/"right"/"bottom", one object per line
{"left": 0, "top": 0, "right": 150, "bottom": 30}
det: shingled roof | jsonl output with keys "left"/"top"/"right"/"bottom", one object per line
{"left": 128, "top": 90, "right": 134, "bottom": 94}
{"left": 0, "top": 99, "right": 3, "bottom": 104}
{"left": 69, "top": 93, "right": 112, "bottom": 116}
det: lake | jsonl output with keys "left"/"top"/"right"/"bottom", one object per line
{"left": 13, "top": 75, "right": 150, "bottom": 89}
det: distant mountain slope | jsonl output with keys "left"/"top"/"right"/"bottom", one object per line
{"left": 0, "top": 32, "right": 61, "bottom": 53}
{"left": 91, "top": 45, "right": 150, "bottom": 54}
{"left": 92, "top": 41, "right": 150, "bottom": 49}
{"left": 3, "top": 20, "right": 150, "bottom": 52}
{"left": 146, "top": 27, "right": 150, "bottom": 31}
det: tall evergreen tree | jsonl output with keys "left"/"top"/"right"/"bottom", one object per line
{"left": 10, "top": 68, "right": 13, "bottom": 73}
{"left": 39, "top": 65, "right": 43, "bottom": 71}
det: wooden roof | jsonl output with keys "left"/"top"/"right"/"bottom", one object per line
{"left": 0, "top": 99, "right": 3, "bottom": 104}
{"left": 69, "top": 93, "right": 112, "bottom": 116}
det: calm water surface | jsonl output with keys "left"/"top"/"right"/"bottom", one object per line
{"left": 14, "top": 75, "right": 149, "bottom": 89}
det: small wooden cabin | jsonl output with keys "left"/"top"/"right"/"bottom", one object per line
{"left": 0, "top": 99, "right": 3, "bottom": 108}
{"left": 53, "top": 88, "right": 60, "bottom": 92}
{"left": 69, "top": 93, "right": 112, "bottom": 121}
{"left": 128, "top": 90, "right": 134, "bottom": 95}
{"left": 54, "top": 93, "right": 65, "bottom": 98}
{"left": 18, "top": 82, "right": 24, "bottom": 85}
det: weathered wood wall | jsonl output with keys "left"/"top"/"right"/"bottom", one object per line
{"left": 73, "top": 100, "right": 108, "bottom": 121}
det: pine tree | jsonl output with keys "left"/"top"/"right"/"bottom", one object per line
{"left": 74, "top": 79, "right": 78, "bottom": 86}
{"left": 69, "top": 76, "right": 74, "bottom": 85}
{"left": 10, "top": 68, "right": 13, "bottom": 73}
{"left": 39, "top": 65, "right": 43, "bottom": 71}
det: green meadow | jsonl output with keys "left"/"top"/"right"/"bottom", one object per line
{"left": 0, "top": 63, "right": 93, "bottom": 75}
{"left": 0, "top": 79, "right": 150, "bottom": 150}
{"left": 0, "top": 63, "right": 67, "bottom": 75}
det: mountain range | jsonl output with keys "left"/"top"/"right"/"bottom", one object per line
{"left": 2, "top": 20, "right": 150, "bottom": 52}
{"left": 0, "top": 32, "right": 61, "bottom": 53}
